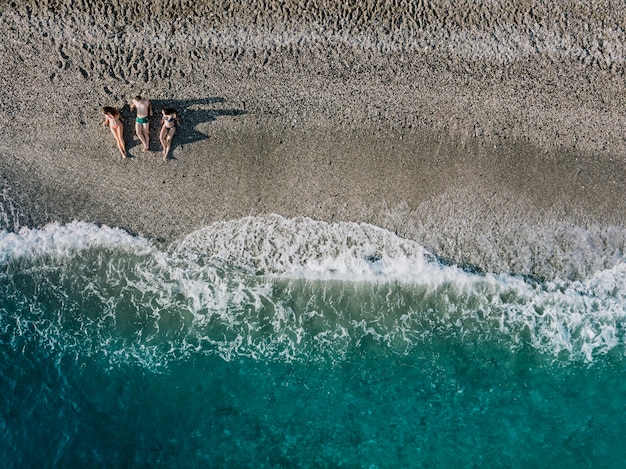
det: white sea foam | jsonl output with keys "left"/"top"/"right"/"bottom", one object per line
{"left": 172, "top": 215, "right": 626, "bottom": 362}
{"left": 175, "top": 215, "right": 439, "bottom": 280}
{"left": 0, "top": 217, "right": 624, "bottom": 364}
{"left": 0, "top": 221, "right": 152, "bottom": 264}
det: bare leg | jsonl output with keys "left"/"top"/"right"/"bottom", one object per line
{"left": 159, "top": 126, "right": 167, "bottom": 159}
{"left": 112, "top": 126, "right": 126, "bottom": 158}
{"left": 142, "top": 124, "right": 150, "bottom": 151}
{"left": 136, "top": 122, "right": 149, "bottom": 151}
{"left": 163, "top": 127, "right": 176, "bottom": 161}
{"left": 160, "top": 126, "right": 176, "bottom": 161}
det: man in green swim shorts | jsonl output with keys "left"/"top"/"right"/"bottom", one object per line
{"left": 130, "top": 95, "right": 153, "bottom": 152}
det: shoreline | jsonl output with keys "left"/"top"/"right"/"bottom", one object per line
{"left": 3, "top": 119, "right": 625, "bottom": 279}
{"left": 2, "top": 1, "right": 626, "bottom": 277}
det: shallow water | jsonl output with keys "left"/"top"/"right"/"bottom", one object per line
{"left": 1, "top": 216, "right": 625, "bottom": 467}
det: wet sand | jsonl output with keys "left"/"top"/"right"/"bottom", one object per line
{"left": 1, "top": 0, "right": 626, "bottom": 277}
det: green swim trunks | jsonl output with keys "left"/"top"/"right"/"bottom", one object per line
{"left": 136, "top": 116, "right": 149, "bottom": 124}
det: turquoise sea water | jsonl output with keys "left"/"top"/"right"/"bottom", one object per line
{"left": 1, "top": 216, "right": 625, "bottom": 467}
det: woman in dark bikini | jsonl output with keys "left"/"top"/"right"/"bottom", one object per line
{"left": 159, "top": 108, "right": 179, "bottom": 161}
{"left": 101, "top": 106, "right": 127, "bottom": 159}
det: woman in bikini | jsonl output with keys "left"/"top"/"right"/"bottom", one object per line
{"left": 159, "top": 108, "right": 179, "bottom": 161}
{"left": 130, "top": 95, "right": 153, "bottom": 152}
{"left": 101, "top": 106, "right": 127, "bottom": 159}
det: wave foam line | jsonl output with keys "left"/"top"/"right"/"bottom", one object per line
{"left": 0, "top": 222, "right": 152, "bottom": 265}
{"left": 0, "top": 217, "right": 624, "bottom": 364}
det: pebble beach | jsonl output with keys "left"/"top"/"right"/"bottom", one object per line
{"left": 2, "top": 0, "right": 625, "bottom": 276}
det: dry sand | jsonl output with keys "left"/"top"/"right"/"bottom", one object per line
{"left": 1, "top": 0, "right": 626, "bottom": 278}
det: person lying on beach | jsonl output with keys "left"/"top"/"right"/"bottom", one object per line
{"left": 130, "top": 95, "right": 153, "bottom": 152}
{"left": 101, "top": 106, "right": 127, "bottom": 159}
{"left": 159, "top": 108, "right": 179, "bottom": 161}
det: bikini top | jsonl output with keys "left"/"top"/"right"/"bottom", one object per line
{"left": 163, "top": 116, "right": 176, "bottom": 128}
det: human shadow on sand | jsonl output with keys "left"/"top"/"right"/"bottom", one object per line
{"left": 119, "top": 97, "right": 246, "bottom": 158}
